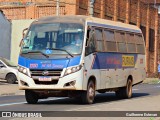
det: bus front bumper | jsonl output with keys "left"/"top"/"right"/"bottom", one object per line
{"left": 17, "top": 70, "right": 83, "bottom": 90}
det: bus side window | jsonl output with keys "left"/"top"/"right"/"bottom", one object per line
{"left": 135, "top": 34, "right": 145, "bottom": 54}
{"left": 85, "top": 29, "right": 96, "bottom": 56}
{"left": 104, "top": 30, "right": 117, "bottom": 52}
{"left": 126, "top": 33, "right": 136, "bottom": 53}
{"left": 95, "top": 29, "right": 103, "bottom": 52}
{"left": 115, "top": 32, "right": 127, "bottom": 53}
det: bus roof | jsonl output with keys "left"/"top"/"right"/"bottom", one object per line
{"left": 33, "top": 15, "right": 142, "bottom": 33}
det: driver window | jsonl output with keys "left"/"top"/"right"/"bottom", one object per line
{"left": 33, "top": 32, "right": 48, "bottom": 50}
{"left": 85, "top": 28, "right": 96, "bottom": 56}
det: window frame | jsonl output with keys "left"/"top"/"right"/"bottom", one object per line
{"left": 125, "top": 32, "right": 137, "bottom": 53}
{"left": 135, "top": 33, "right": 145, "bottom": 54}
{"left": 103, "top": 29, "right": 117, "bottom": 52}
{"left": 85, "top": 25, "right": 145, "bottom": 54}
{"left": 94, "top": 27, "right": 104, "bottom": 52}
{"left": 85, "top": 27, "right": 96, "bottom": 56}
{"left": 115, "top": 31, "right": 127, "bottom": 53}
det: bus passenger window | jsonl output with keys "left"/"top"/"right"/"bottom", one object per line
{"left": 115, "top": 32, "right": 125, "bottom": 42}
{"left": 135, "top": 35, "right": 145, "bottom": 54}
{"left": 115, "top": 32, "right": 127, "bottom": 53}
{"left": 95, "top": 29, "right": 103, "bottom": 52}
{"left": 137, "top": 44, "right": 145, "bottom": 54}
{"left": 104, "top": 30, "right": 117, "bottom": 52}
{"left": 118, "top": 43, "right": 127, "bottom": 53}
{"left": 127, "top": 43, "right": 136, "bottom": 53}
{"left": 135, "top": 35, "right": 144, "bottom": 44}
{"left": 127, "top": 33, "right": 135, "bottom": 43}
{"left": 126, "top": 33, "right": 136, "bottom": 53}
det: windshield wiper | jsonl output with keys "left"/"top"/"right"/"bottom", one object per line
{"left": 22, "top": 51, "right": 49, "bottom": 58}
{"left": 47, "top": 48, "right": 73, "bottom": 57}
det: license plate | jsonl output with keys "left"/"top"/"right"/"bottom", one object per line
{"left": 39, "top": 77, "right": 52, "bottom": 81}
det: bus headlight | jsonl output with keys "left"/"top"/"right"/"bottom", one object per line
{"left": 64, "top": 65, "right": 82, "bottom": 76}
{"left": 18, "top": 65, "right": 30, "bottom": 77}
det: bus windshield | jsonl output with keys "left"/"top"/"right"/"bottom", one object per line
{"left": 21, "top": 23, "right": 84, "bottom": 56}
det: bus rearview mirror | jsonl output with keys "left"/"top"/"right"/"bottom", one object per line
{"left": 19, "top": 28, "right": 28, "bottom": 47}
{"left": 19, "top": 39, "right": 24, "bottom": 47}
{"left": 22, "top": 28, "right": 28, "bottom": 38}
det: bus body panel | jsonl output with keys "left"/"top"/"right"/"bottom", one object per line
{"left": 18, "top": 56, "right": 81, "bottom": 70}
{"left": 84, "top": 52, "right": 146, "bottom": 90}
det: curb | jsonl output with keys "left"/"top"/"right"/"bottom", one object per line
{"left": 143, "top": 78, "right": 160, "bottom": 84}
{"left": 0, "top": 93, "right": 16, "bottom": 96}
{"left": 0, "top": 91, "right": 25, "bottom": 96}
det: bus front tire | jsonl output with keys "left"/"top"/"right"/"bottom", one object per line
{"left": 115, "top": 79, "right": 132, "bottom": 99}
{"left": 81, "top": 80, "right": 95, "bottom": 104}
{"left": 25, "top": 90, "right": 38, "bottom": 104}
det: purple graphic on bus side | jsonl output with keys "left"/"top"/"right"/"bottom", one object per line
{"left": 92, "top": 53, "right": 137, "bottom": 69}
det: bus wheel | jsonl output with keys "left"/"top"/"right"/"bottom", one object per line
{"left": 81, "top": 80, "right": 95, "bottom": 104}
{"left": 25, "top": 90, "right": 38, "bottom": 104}
{"left": 115, "top": 79, "right": 132, "bottom": 99}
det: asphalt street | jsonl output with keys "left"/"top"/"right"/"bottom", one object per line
{"left": 0, "top": 83, "right": 160, "bottom": 120}
{"left": 0, "top": 83, "right": 159, "bottom": 111}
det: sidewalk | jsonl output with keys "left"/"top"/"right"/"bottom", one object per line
{"left": 0, "top": 80, "right": 24, "bottom": 96}
{"left": 143, "top": 78, "right": 160, "bottom": 84}
{"left": 0, "top": 78, "right": 159, "bottom": 96}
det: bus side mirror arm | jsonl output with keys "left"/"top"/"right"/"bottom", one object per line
{"left": 19, "top": 39, "right": 24, "bottom": 47}
{"left": 23, "top": 28, "right": 28, "bottom": 38}
{"left": 19, "top": 28, "right": 28, "bottom": 47}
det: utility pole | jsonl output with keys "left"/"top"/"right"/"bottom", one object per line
{"left": 89, "top": 0, "right": 95, "bottom": 16}
{"left": 56, "top": 0, "right": 59, "bottom": 16}
{"left": 154, "top": 0, "right": 156, "bottom": 8}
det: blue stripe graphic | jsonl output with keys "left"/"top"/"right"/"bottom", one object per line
{"left": 18, "top": 56, "right": 81, "bottom": 69}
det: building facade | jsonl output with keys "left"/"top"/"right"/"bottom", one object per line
{"left": 0, "top": 11, "right": 11, "bottom": 60}
{"left": 0, "top": 0, "right": 159, "bottom": 76}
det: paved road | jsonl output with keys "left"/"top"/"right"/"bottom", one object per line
{"left": 0, "top": 83, "right": 159, "bottom": 110}
{"left": 0, "top": 83, "right": 160, "bottom": 120}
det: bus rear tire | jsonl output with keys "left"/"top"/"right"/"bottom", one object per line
{"left": 25, "top": 90, "right": 38, "bottom": 104}
{"left": 115, "top": 79, "right": 132, "bottom": 99}
{"left": 81, "top": 80, "right": 95, "bottom": 104}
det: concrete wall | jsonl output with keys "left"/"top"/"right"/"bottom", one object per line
{"left": 0, "top": 12, "right": 11, "bottom": 60}
{"left": 11, "top": 20, "right": 34, "bottom": 64}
